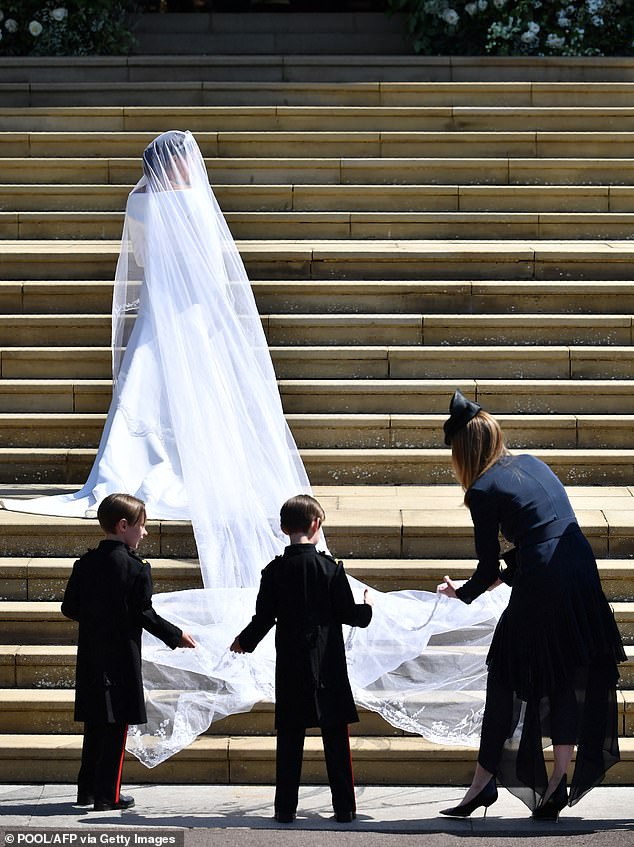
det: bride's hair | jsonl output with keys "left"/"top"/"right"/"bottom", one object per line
{"left": 451, "top": 411, "right": 509, "bottom": 498}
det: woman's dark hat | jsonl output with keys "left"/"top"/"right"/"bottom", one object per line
{"left": 443, "top": 389, "right": 481, "bottom": 446}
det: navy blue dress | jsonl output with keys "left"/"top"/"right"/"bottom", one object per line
{"left": 456, "top": 454, "right": 625, "bottom": 808}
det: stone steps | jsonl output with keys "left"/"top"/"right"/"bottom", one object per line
{"left": 4, "top": 344, "right": 634, "bottom": 380}
{"left": 1, "top": 555, "right": 633, "bottom": 602}
{"left": 7, "top": 210, "right": 634, "bottom": 241}
{"left": 1, "top": 489, "right": 634, "bottom": 557}
{"left": 4, "top": 445, "right": 634, "bottom": 486}
{"left": 5, "top": 75, "right": 634, "bottom": 102}
{"left": 5, "top": 106, "right": 634, "bottom": 133}
{"left": 4, "top": 412, "right": 634, "bottom": 450}
{"left": 2, "top": 643, "right": 634, "bottom": 690}
{"left": 7, "top": 158, "right": 634, "bottom": 187}
{"left": 3, "top": 131, "right": 634, "bottom": 161}
{"left": 3, "top": 279, "right": 634, "bottom": 315}
{"left": 2, "top": 240, "right": 634, "bottom": 282}
{"left": 6, "top": 375, "right": 634, "bottom": 411}
{"left": 1, "top": 687, "right": 634, "bottom": 738}
{"left": 0, "top": 598, "right": 632, "bottom": 646}
{"left": 5, "top": 184, "right": 634, "bottom": 214}
{"left": 1, "top": 314, "right": 633, "bottom": 346}
{"left": 0, "top": 732, "right": 632, "bottom": 785}
{"left": 6, "top": 378, "right": 634, "bottom": 416}
{"left": 2, "top": 640, "right": 634, "bottom": 700}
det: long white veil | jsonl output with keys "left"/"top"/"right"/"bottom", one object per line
{"left": 1, "top": 131, "right": 509, "bottom": 764}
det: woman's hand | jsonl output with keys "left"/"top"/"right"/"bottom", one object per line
{"left": 363, "top": 588, "right": 373, "bottom": 606}
{"left": 487, "top": 578, "right": 503, "bottom": 591}
{"left": 437, "top": 575, "right": 459, "bottom": 599}
{"left": 179, "top": 633, "right": 196, "bottom": 648}
{"left": 229, "top": 637, "right": 245, "bottom": 654}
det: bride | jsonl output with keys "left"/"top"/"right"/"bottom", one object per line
{"left": 1, "top": 130, "right": 507, "bottom": 768}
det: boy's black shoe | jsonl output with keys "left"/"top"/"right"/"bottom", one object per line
{"left": 93, "top": 794, "right": 135, "bottom": 811}
{"left": 274, "top": 811, "right": 296, "bottom": 823}
{"left": 76, "top": 793, "right": 94, "bottom": 806}
{"left": 334, "top": 811, "right": 356, "bottom": 823}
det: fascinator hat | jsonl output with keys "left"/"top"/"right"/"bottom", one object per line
{"left": 443, "top": 389, "right": 482, "bottom": 446}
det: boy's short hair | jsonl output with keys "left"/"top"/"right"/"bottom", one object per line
{"left": 280, "top": 494, "right": 325, "bottom": 533}
{"left": 97, "top": 493, "right": 147, "bottom": 534}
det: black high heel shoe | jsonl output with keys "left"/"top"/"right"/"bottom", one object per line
{"left": 532, "top": 775, "right": 568, "bottom": 822}
{"left": 439, "top": 777, "right": 498, "bottom": 818}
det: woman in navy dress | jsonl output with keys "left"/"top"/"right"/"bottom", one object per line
{"left": 438, "top": 390, "right": 625, "bottom": 820}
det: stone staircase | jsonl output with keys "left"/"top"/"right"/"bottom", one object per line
{"left": 0, "top": 57, "right": 633, "bottom": 786}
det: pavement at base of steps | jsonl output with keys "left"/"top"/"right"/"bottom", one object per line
{"left": 0, "top": 784, "right": 633, "bottom": 846}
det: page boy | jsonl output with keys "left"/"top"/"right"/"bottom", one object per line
{"left": 62, "top": 493, "right": 196, "bottom": 811}
{"left": 230, "top": 494, "right": 372, "bottom": 824}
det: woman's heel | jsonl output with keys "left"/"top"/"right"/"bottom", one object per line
{"left": 439, "top": 777, "right": 498, "bottom": 819}
{"left": 532, "top": 775, "right": 568, "bottom": 822}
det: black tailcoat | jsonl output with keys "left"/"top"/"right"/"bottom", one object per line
{"left": 61, "top": 539, "right": 182, "bottom": 725}
{"left": 238, "top": 543, "right": 372, "bottom": 729}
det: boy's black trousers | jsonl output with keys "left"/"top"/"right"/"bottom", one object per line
{"left": 275, "top": 723, "right": 355, "bottom": 816}
{"left": 77, "top": 721, "right": 128, "bottom": 803}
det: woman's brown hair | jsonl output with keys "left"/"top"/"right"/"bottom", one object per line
{"left": 451, "top": 411, "right": 509, "bottom": 501}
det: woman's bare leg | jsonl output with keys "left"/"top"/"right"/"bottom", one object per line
{"left": 542, "top": 744, "right": 574, "bottom": 803}
{"left": 458, "top": 762, "right": 495, "bottom": 805}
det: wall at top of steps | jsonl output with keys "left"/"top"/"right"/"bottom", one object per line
{"left": 131, "top": 11, "right": 410, "bottom": 55}
{"left": 4, "top": 55, "right": 634, "bottom": 86}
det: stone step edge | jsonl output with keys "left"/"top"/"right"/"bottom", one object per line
{"left": 5, "top": 411, "right": 634, "bottom": 420}
{"left": 5, "top": 76, "right": 634, "bottom": 89}
{"left": 10, "top": 212, "right": 634, "bottom": 226}
{"left": 6, "top": 278, "right": 634, "bottom": 305}
{"left": 6, "top": 158, "right": 634, "bottom": 175}
{"left": 2, "top": 558, "right": 633, "bottom": 575}
{"left": 3, "top": 316, "right": 634, "bottom": 322}
{"left": 4, "top": 57, "right": 634, "bottom": 75}
{"left": 3, "top": 483, "right": 632, "bottom": 495}
{"left": 4, "top": 184, "right": 634, "bottom": 195}
{"left": 1, "top": 687, "right": 632, "bottom": 715}
{"left": 6, "top": 448, "right": 634, "bottom": 462}
{"left": 6, "top": 105, "right": 634, "bottom": 116}
{"left": 1, "top": 643, "right": 632, "bottom": 659}
{"left": 7, "top": 129, "right": 634, "bottom": 140}
{"left": 6, "top": 379, "right": 634, "bottom": 388}
{"left": 1, "top": 601, "right": 631, "bottom": 620}
{"left": 5, "top": 278, "right": 634, "bottom": 288}
{"left": 2, "top": 240, "right": 634, "bottom": 260}
{"left": 0, "top": 733, "right": 632, "bottom": 762}
{"left": 7, "top": 343, "right": 634, "bottom": 350}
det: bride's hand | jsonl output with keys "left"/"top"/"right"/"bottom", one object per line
{"left": 437, "top": 575, "right": 458, "bottom": 599}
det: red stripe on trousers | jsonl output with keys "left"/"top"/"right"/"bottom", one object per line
{"left": 347, "top": 725, "right": 356, "bottom": 809}
{"left": 114, "top": 725, "right": 128, "bottom": 803}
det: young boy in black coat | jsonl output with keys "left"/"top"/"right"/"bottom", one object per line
{"left": 230, "top": 494, "right": 372, "bottom": 824}
{"left": 62, "top": 493, "right": 196, "bottom": 811}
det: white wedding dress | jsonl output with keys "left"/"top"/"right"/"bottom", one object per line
{"left": 1, "top": 131, "right": 508, "bottom": 766}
